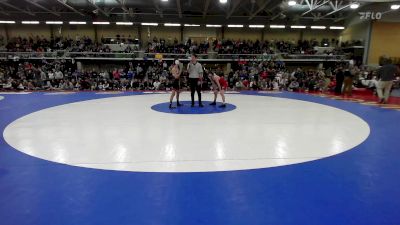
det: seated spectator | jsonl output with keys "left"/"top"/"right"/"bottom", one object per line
{"left": 55, "top": 70, "right": 63, "bottom": 80}
{"left": 250, "top": 80, "right": 259, "bottom": 90}
{"left": 16, "top": 81, "right": 25, "bottom": 90}
{"left": 288, "top": 79, "right": 300, "bottom": 92}
{"left": 3, "top": 79, "right": 13, "bottom": 90}
{"left": 235, "top": 80, "right": 244, "bottom": 90}
{"left": 153, "top": 80, "right": 161, "bottom": 90}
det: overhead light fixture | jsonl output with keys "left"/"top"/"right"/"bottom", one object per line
{"left": 92, "top": 22, "right": 109, "bottom": 25}
{"left": 288, "top": 0, "right": 297, "bottom": 6}
{"left": 228, "top": 24, "right": 243, "bottom": 28}
{"left": 391, "top": 4, "right": 400, "bottom": 10}
{"left": 291, "top": 25, "right": 306, "bottom": 29}
{"left": 161, "top": 0, "right": 168, "bottom": 2}
{"left": 220, "top": 0, "right": 228, "bottom": 3}
{"left": 116, "top": 22, "right": 133, "bottom": 25}
{"left": 93, "top": 21, "right": 110, "bottom": 25}
{"left": 249, "top": 25, "right": 265, "bottom": 28}
{"left": 164, "top": 23, "right": 181, "bottom": 26}
{"left": 330, "top": 26, "right": 345, "bottom": 30}
{"left": 141, "top": 23, "right": 158, "bottom": 26}
{"left": 311, "top": 26, "right": 326, "bottom": 29}
{"left": 206, "top": 24, "right": 222, "bottom": 27}
{"left": 184, "top": 24, "right": 200, "bottom": 27}
{"left": 350, "top": 3, "right": 359, "bottom": 9}
{"left": 46, "top": 21, "right": 63, "bottom": 24}
{"left": 69, "top": 21, "right": 86, "bottom": 25}
{"left": 0, "top": 21, "right": 15, "bottom": 24}
{"left": 270, "top": 25, "right": 285, "bottom": 28}
{"left": 22, "top": 21, "right": 40, "bottom": 24}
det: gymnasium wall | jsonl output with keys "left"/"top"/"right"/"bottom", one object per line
{"left": 141, "top": 26, "right": 181, "bottom": 43}
{"left": 1, "top": 24, "right": 96, "bottom": 40}
{"left": 339, "top": 14, "right": 371, "bottom": 47}
{"left": 97, "top": 26, "right": 138, "bottom": 40}
{"left": 59, "top": 25, "right": 96, "bottom": 40}
{"left": 183, "top": 27, "right": 220, "bottom": 43}
{"left": 340, "top": 21, "right": 369, "bottom": 43}
{"left": 368, "top": 21, "right": 400, "bottom": 65}
{"left": 303, "top": 30, "right": 339, "bottom": 42}
{"left": 224, "top": 28, "right": 263, "bottom": 41}
{"left": 0, "top": 24, "right": 342, "bottom": 43}
{"left": 0, "top": 25, "right": 6, "bottom": 44}
{"left": 6, "top": 24, "right": 52, "bottom": 39}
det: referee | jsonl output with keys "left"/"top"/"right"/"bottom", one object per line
{"left": 187, "top": 54, "right": 204, "bottom": 107}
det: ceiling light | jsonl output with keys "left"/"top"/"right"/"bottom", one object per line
{"left": 93, "top": 21, "right": 110, "bottom": 25}
{"left": 249, "top": 25, "right": 265, "bottom": 28}
{"left": 141, "top": 23, "right": 158, "bottom": 26}
{"left": 0, "top": 21, "right": 15, "bottom": 24}
{"left": 206, "top": 24, "right": 222, "bottom": 27}
{"left": 311, "top": 26, "right": 326, "bottom": 29}
{"left": 288, "top": 0, "right": 297, "bottom": 6}
{"left": 22, "top": 21, "right": 40, "bottom": 24}
{"left": 291, "top": 25, "right": 306, "bottom": 29}
{"left": 391, "top": 4, "right": 400, "bottom": 10}
{"left": 220, "top": 0, "right": 228, "bottom": 3}
{"left": 69, "top": 21, "right": 86, "bottom": 25}
{"left": 228, "top": 24, "right": 243, "bottom": 28}
{"left": 161, "top": 0, "right": 168, "bottom": 2}
{"left": 270, "top": 25, "right": 285, "bottom": 28}
{"left": 330, "top": 26, "right": 345, "bottom": 30}
{"left": 350, "top": 3, "right": 359, "bottom": 9}
{"left": 164, "top": 23, "right": 181, "bottom": 26}
{"left": 116, "top": 22, "right": 133, "bottom": 25}
{"left": 46, "top": 21, "right": 63, "bottom": 24}
{"left": 184, "top": 24, "right": 200, "bottom": 27}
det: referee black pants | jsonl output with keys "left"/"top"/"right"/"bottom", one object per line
{"left": 189, "top": 78, "right": 202, "bottom": 105}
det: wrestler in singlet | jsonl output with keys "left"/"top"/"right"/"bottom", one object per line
{"left": 169, "top": 60, "right": 182, "bottom": 108}
{"left": 208, "top": 71, "right": 227, "bottom": 107}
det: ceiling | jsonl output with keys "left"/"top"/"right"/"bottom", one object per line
{"left": 0, "top": 0, "right": 399, "bottom": 25}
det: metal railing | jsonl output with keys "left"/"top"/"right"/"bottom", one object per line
{"left": 0, "top": 51, "right": 66, "bottom": 59}
{"left": 66, "top": 51, "right": 141, "bottom": 59}
{"left": 0, "top": 51, "right": 348, "bottom": 62}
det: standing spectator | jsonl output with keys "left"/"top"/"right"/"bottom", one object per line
{"left": 376, "top": 57, "right": 399, "bottom": 104}
{"left": 112, "top": 69, "right": 120, "bottom": 80}
{"left": 55, "top": 70, "right": 63, "bottom": 80}
{"left": 334, "top": 66, "right": 344, "bottom": 94}
{"left": 48, "top": 69, "right": 55, "bottom": 80}
{"left": 342, "top": 66, "right": 354, "bottom": 96}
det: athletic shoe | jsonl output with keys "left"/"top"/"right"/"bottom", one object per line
{"left": 177, "top": 103, "right": 183, "bottom": 107}
{"left": 219, "top": 104, "right": 226, "bottom": 108}
{"left": 209, "top": 102, "right": 216, "bottom": 105}
{"left": 199, "top": 104, "right": 204, "bottom": 107}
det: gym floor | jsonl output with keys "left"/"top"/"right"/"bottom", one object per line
{"left": 0, "top": 91, "right": 399, "bottom": 225}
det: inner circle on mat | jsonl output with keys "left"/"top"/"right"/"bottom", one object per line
{"left": 151, "top": 101, "right": 236, "bottom": 114}
{"left": 3, "top": 93, "right": 370, "bottom": 172}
